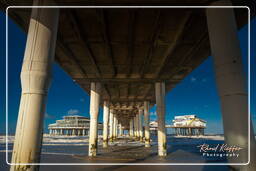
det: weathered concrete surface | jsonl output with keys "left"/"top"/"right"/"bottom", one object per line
{"left": 207, "top": 1, "right": 256, "bottom": 170}
{"left": 103, "top": 100, "right": 109, "bottom": 148}
{"left": 10, "top": 0, "right": 59, "bottom": 170}
{"left": 144, "top": 101, "right": 151, "bottom": 147}
{"left": 88, "top": 82, "right": 101, "bottom": 156}
{"left": 155, "top": 82, "right": 167, "bottom": 156}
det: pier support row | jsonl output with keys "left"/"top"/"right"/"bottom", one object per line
{"left": 10, "top": 1, "right": 59, "bottom": 170}
{"left": 49, "top": 128, "right": 89, "bottom": 136}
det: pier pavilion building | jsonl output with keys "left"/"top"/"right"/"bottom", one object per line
{"left": 48, "top": 115, "right": 103, "bottom": 136}
{"left": 171, "top": 115, "right": 206, "bottom": 136}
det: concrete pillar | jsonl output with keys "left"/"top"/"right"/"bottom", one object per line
{"left": 49, "top": 129, "right": 52, "bottom": 135}
{"left": 115, "top": 117, "right": 118, "bottom": 138}
{"left": 113, "top": 115, "right": 117, "bottom": 140}
{"left": 88, "top": 82, "right": 101, "bottom": 156}
{"left": 155, "top": 82, "right": 167, "bottom": 156}
{"left": 10, "top": 1, "right": 59, "bottom": 170}
{"left": 133, "top": 117, "right": 137, "bottom": 138}
{"left": 136, "top": 114, "right": 140, "bottom": 139}
{"left": 137, "top": 114, "right": 140, "bottom": 140}
{"left": 134, "top": 115, "right": 138, "bottom": 139}
{"left": 83, "top": 129, "right": 85, "bottom": 136}
{"left": 144, "top": 101, "right": 151, "bottom": 147}
{"left": 109, "top": 109, "right": 114, "bottom": 142}
{"left": 103, "top": 100, "right": 109, "bottom": 148}
{"left": 138, "top": 109, "right": 144, "bottom": 141}
{"left": 129, "top": 119, "right": 134, "bottom": 137}
{"left": 207, "top": 1, "right": 256, "bottom": 168}
{"left": 119, "top": 123, "right": 123, "bottom": 136}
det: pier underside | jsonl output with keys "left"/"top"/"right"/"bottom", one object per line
{"left": 2, "top": 0, "right": 250, "bottom": 123}
{"left": 2, "top": 0, "right": 256, "bottom": 170}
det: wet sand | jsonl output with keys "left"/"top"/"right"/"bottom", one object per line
{"left": 0, "top": 135, "right": 233, "bottom": 171}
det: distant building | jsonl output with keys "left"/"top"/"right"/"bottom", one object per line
{"left": 171, "top": 115, "right": 206, "bottom": 136}
{"left": 149, "top": 121, "right": 172, "bottom": 135}
{"left": 48, "top": 115, "right": 103, "bottom": 136}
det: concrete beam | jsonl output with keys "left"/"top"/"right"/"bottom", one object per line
{"left": 75, "top": 78, "right": 181, "bottom": 84}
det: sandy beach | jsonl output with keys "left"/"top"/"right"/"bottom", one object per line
{"left": 0, "top": 134, "right": 236, "bottom": 171}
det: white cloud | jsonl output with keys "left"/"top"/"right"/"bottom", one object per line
{"left": 191, "top": 77, "right": 197, "bottom": 82}
{"left": 67, "top": 109, "right": 79, "bottom": 115}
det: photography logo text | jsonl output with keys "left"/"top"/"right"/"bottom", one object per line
{"left": 197, "top": 143, "right": 243, "bottom": 158}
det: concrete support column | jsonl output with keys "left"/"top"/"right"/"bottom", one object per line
{"left": 144, "top": 101, "right": 151, "bottom": 147}
{"left": 155, "top": 82, "right": 167, "bottom": 156}
{"left": 88, "top": 82, "right": 101, "bottom": 156}
{"left": 138, "top": 109, "right": 144, "bottom": 141}
{"left": 133, "top": 117, "right": 137, "bottom": 138}
{"left": 129, "top": 119, "right": 134, "bottom": 137}
{"left": 207, "top": 1, "right": 256, "bottom": 168}
{"left": 10, "top": 1, "right": 59, "bottom": 170}
{"left": 103, "top": 100, "right": 110, "bottom": 148}
{"left": 109, "top": 109, "right": 114, "bottom": 142}
{"left": 113, "top": 115, "right": 117, "bottom": 140}
{"left": 119, "top": 123, "right": 123, "bottom": 136}
{"left": 137, "top": 114, "right": 140, "bottom": 139}
{"left": 134, "top": 115, "right": 138, "bottom": 139}
{"left": 115, "top": 118, "right": 118, "bottom": 138}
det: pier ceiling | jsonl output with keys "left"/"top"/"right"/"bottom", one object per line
{"left": 1, "top": 0, "right": 251, "bottom": 116}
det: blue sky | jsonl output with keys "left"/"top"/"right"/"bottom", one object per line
{"left": 0, "top": 11, "right": 255, "bottom": 135}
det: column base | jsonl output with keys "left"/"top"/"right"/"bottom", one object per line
{"left": 145, "top": 141, "right": 151, "bottom": 147}
{"left": 103, "top": 141, "right": 108, "bottom": 148}
{"left": 158, "top": 150, "right": 167, "bottom": 156}
{"left": 89, "top": 146, "right": 97, "bottom": 157}
{"left": 145, "top": 144, "right": 151, "bottom": 148}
